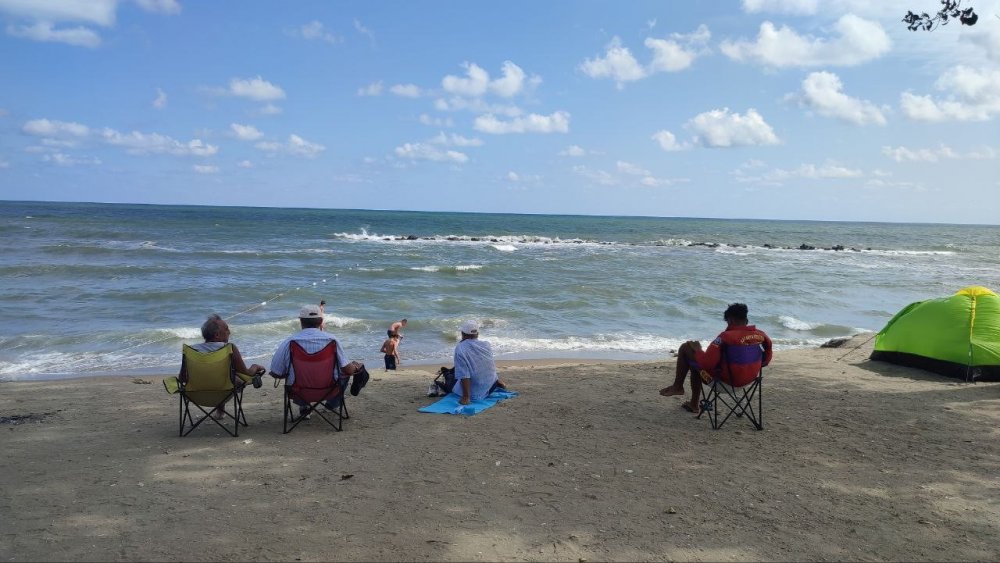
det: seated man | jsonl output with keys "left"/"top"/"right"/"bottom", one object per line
{"left": 269, "top": 305, "right": 365, "bottom": 417}
{"left": 452, "top": 320, "right": 507, "bottom": 405}
{"left": 659, "top": 303, "right": 772, "bottom": 414}
{"left": 184, "top": 314, "right": 266, "bottom": 419}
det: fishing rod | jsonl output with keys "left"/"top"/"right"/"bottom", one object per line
{"left": 835, "top": 332, "right": 877, "bottom": 362}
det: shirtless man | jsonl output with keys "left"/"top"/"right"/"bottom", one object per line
{"left": 380, "top": 333, "right": 400, "bottom": 371}
{"left": 388, "top": 318, "right": 407, "bottom": 338}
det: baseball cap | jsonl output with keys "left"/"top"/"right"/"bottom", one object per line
{"left": 299, "top": 305, "right": 323, "bottom": 318}
{"left": 460, "top": 320, "right": 479, "bottom": 335}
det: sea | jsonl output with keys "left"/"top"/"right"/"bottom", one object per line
{"left": 2, "top": 200, "right": 999, "bottom": 381}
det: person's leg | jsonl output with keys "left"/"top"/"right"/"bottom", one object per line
{"left": 660, "top": 341, "right": 696, "bottom": 397}
{"left": 687, "top": 367, "right": 704, "bottom": 412}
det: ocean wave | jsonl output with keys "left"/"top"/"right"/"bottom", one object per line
{"left": 330, "top": 229, "right": 955, "bottom": 256}
{"left": 410, "top": 264, "right": 484, "bottom": 273}
{"left": 779, "top": 315, "right": 819, "bottom": 331}
{"left": 488, "top": 333, "right": 685, "bottom": 355}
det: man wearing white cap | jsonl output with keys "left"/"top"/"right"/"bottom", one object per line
{"left": 453, "top": 320, "right": 507, "bottom": 405}
{"left": 269, "top": 304, "right": 365, "bottom": 416}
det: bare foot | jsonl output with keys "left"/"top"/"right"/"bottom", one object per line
{"left": 659, "top": 386, "right": 684, "bottom": 397}
{"left": 681, "top": 402, "right": 701, "bottom": 414}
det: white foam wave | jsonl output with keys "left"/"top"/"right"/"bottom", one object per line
{"left": 492, "top": 244, "right": 517, "bottom": 252}
{"left": 779, "top": 315, "right": 820, "bottom": 331}
{"left": 411, "top": 266, "right": 440, "bottom": 272}
{"left": 455, "top": 264, "right": 483, "bottom": 271}
{"left": 488, "top": 333, "right": 685, "bottom": 355}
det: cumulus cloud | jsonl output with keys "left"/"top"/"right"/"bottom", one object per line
{"left": 789, "top": 71, "right": 886, "bottom": 125}
{"left": 193, "top": 164, "right": 219, "bottom": 174}
{"left": 257, "top": 103, "right": 283, "bottom": 116}
{"left": 736, "top": 161, "right": 863, "bottom": 184}
{"left": 23, "top": 118, "right": 90, "bottom": 138}
{"left": 580, "top": 27, "right": 710, "bottom": 88}
{"left": 230, "top": 123, "right": 264, "bottom": 141}
{"left": 579, "top": 37, "right": 646, "bottom": 88}
{"left": 101, "top": 128, "right": 219, "bottom": 156}
{"left": 651, "top": 130, "right": 687, "bottom": 151}
{"left": 390, "top": 83, "right": 422, "bottom": 98}
{"left": 559, "top": 145, "right": 587, "bottom": 157}
{"left": 43, "top": 152, "right": 101, "bottom": 167}
{"left": 430, "top": 132, "right": 483, "bottom": 147}
{"left": 900, "top": 66, "right": 1000, "bottom": 122}
{"left": 6, "top": 22, "right": 101, "bottom": 48}
{"left": 441, "top": 61, "right": 538, "bottom": 99}
{"left": 572, "top": 165, "right": 619, "bottom": 186}
{"left": 741, "top": 0, "right": 818, "bottom": 14}
{"left": 134, "top": 0, "right": 182, "bottom": 15}
{"left": 152, "top": 87, "right": 167, "bottom": 109}
{"left": 0, "top": 0, "right": 117, "bottom": 26}
{"left": 617, "top": 160, "right": 650, "bottom": 176}
{"left": 394, "top": 142, "right": 468, "bottom": 163}
{"left": 964, "top": 27, "right": 1000, "bottom": 63}
{"left": 720, "top": 14, "right": 890, "bottom": 68}
{"left": 687, "top": 108, "right": 780, "bottom": 147}
{"left": 474, "top": 111, "right": 570, "bottom": 134}
{"left": 357, "top": 81, "right": 383, "bottom": 96}
{"left": 297, "top": 20, "right": 341, "bottom": 44}
{"left": 228, "top": 76, "right": 286, "bottom": 101}
{"left": 255, "top": 134, "right": 325, "bottom": 158}
{"left": 433, "top": 96, "right": 522, "bottom": 116}
{"left": 882, "top": 144, "right": 998, "bottom": 162}
{"left": 418, "top": 114, "right": 454, "bottom": 127}
{"left": 237, "top": 159, "right": 254, "bottom": 168}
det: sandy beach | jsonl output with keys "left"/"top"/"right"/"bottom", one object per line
{"left": 2, "top": 335, "right": 999, "bottom": 562}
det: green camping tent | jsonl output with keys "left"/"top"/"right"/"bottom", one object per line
{"left": 870, "top": 286, "right": 1000, "bottom": 381}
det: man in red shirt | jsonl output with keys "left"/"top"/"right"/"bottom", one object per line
{"left": 660, "top": 303, "right": 772, "bottom": 414}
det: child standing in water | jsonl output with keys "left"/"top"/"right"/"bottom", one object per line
{"left": 380, "top": 333, "right": 400, "bottom": 371}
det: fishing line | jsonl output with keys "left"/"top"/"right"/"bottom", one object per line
{"left": 112, "top": 275, "right": 338, "bottom": 355}
{"left": 835, "top": 332, "right": 877, "bottom": 362}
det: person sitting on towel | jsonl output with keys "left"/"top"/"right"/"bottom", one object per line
{"left": 452, "top": 320, "right": 507, "bottom": 405}
{"left": 659, "top": 302, "right": 772, "bottom": 414}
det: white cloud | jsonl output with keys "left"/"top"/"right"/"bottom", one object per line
{"left": 42, "top": 152, "right": 100, "bottom": 166}
{"left": 737, "top": 161, "right": 863, "bottom": 184}
{"left": 357, "top": 81, "right": 383, "bottom": 96}
{"left": 228, "top": 76, "right": 286, "bottom": 101}
{"left": 506, "top": 171, "right": 520, "bottom": 182}
{"left": 418, "top": 114, "right": 454, "bottom": 127}
{"left": 0, "top": 0, "right": 117, "bottom": 26}
{"left": 442, "top": 62, "right": 490, "bottom": 97}
{"left": 882, "top": 144, "right": 998, "bottom": 162}
{"left": 257, "top": 103, "right": 283, "bottom": 116}
{"left": 394, "top": 142, "right": 468, "bottom": 163}
{"left": 6, "top": 21, "right": 101, "bottom": 47}
{"left": 433, "top": 96, "right": 522, "bottom": 117}
{"left": 134, "top": 0, "right": 181, "bottom": 15}
{"left": 474, "top": 111, "right": 570, "bottom": 134}
{"left": 255, "top": 134, "right": 325, "bottom": 158}
{"left": 152, "top": 87, "right": 167, "bottom": 109}
{"left": 237, "top": 159, "right": 254, "bottom": 168}
{"left": 579, "top": 37, "right": 647, "bottom": 88}
{"left": 789, "top": 71, "right": 886, "bottom": 125}
{"left": 616, "top": 160, "right": 650, "bottom": 176}
{"left": 687, "top": 108, "right": 780, "bottom": 147}
{"left": 900, "top": 66, "right": 1000, "bottom": 122}
{"left": 964, "top": 27, "right": 1000, "bottom": 63}
{"left": 390, "top": 83, "right": 422, "bottom": 98}
{"left": 720, "top": 14, "right": 890, "bottom": 68}
{"left": 489, "top": 61, "right": 535, "bottom": 97}
{"left": 572, "top": 165, "right": 619, "bottom": 186}
{"left": 741, "top": 0, "right": 818, "bottom": 14}
{"left": 299, "top": 20, "right": 341, "bottom": 44}
{"left": 430, "top": 132, "right": 483, "bottom": 147}
{"left": 651, "top": 130, "right": 687, "bottom": 151}
{"left": 101, "top": 128, "right": 219, "bottom": 156}
{"left": 559, "top": 145, "right": 587, "bottom": 157}
{"left": 23, "top": 118, "right": 89, "bottom": 138}
{"left": 193, "top": 164, "right": 219, "bottom": 174}
{"left": 353, "top": 18, "right": 374, "bottom": 43}
{"left": 230, "top": 123, "right": 264, "bottom": 141}
{"left": 582, "top": 28, "right": 709, "bottom": 88}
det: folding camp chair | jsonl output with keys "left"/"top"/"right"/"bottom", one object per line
{"left": 698, "top": 343, "right": 764, "bottom": 430}
{"left": 166, "top": 344, "right": 249, "bottom": 437}
{"left": 279, "top": 341, "right": 350, "bottom": 434}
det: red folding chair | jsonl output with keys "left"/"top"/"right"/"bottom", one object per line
{"left": 281, "top": 341, "right": 350, "bottom": 433}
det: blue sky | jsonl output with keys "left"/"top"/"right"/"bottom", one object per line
{"left": 1, "top": 0, "right": 998, "bottom": 223}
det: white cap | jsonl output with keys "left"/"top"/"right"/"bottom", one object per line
{"left": 460, "top": 320, "right": 479, "bottom": 335}
{"left": 299, "top": 304, "right": 323, "bottom": 319}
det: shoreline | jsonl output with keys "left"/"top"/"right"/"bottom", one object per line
{"left": 2, "top": 334, "right": 997, "bottom": 561}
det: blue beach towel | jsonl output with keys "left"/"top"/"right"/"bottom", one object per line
{"left": 418, "top": 389, "right": 518, "bottom": 415}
